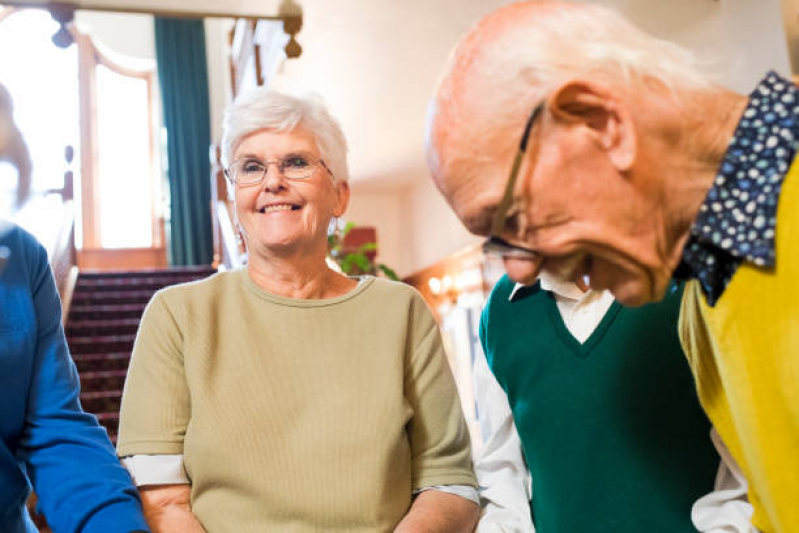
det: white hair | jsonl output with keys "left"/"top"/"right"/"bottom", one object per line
{"left": 429, "top": 0, "right": 719, "bottom": 183}
{"left": 495, "top": 1, "right": 717, "bottom": 94}
{"left": 440, "top": 1, "right": 718, "bottom": 129}
{"left": 221, "top": 87, "right": 349, "bottom": 183}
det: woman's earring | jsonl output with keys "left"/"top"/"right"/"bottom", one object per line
{"left": 235, "top": 222, "right": 246, "bottom": 247}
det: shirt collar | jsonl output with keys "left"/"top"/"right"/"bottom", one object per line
{"left": 678, "top": 71, "right": 799, "bottom": 305}
{"left": 509, "top": 272, "right": 587, "bottom": 302}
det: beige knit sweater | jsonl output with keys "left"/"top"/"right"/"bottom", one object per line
{"left": 117, "top": 269, "right": 476, "bottom": 532}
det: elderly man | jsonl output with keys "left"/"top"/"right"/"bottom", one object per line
{"left": 0, "top": 83, "right": 149, "bottom": 532}
{"left": 426, "top": 2, "right": 798, "bottom": 532}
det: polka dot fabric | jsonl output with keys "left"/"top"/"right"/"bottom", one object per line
{"left": 678, "top": 72, "right": 799, "bottom": 306}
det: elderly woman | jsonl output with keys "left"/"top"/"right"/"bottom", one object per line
{"left": 116, "top": 88, "right": 478, "bottom": 532}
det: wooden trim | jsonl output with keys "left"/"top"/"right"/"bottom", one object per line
{"left": 60, "top": 265, "right": 79, "bottom": 326}
{"left": 0, "top": 2, "right": 295, "bottom": 21}
{"left": 91, "top": 40, "right": 153, "bottom": 79}
{"left": 77, "top": 247, "right": 167, "bottom": 270}
{"left": 74, "top": 30, "right": 101, "bottom": 248}
{"left": 0, "top": 6, "right": 20, "bottom": 24}
{"left": 73, "top": 27, "right": 163, "bottom": 253}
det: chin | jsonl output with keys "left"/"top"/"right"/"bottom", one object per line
{"left": 605, "top": 278, "right": 655, "bottom": 307}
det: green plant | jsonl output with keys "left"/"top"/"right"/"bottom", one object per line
{"left": 327, "top": 222, "right": 399, "bottom": 281}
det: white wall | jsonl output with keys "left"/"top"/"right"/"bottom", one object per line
{"left": 345, "top": 186, "right": 409, "bottom": 277}
{"left": 585, "top": 0, "right": 791, "bottom": 93}
{"left": 204, "top": 18, "right": 233, "bottom": 145}
{"left": 74, "top": 12, "right": 155, "bottom": 62}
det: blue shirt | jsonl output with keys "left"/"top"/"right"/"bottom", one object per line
{"left": 0, "top": 224, "right": 149, "bottom": 532}
{"left": 677, "top": 71, "right": 799, "bottom": 305}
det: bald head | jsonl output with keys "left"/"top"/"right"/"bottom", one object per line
{"left": 425, "top": 0, "right": 711, "bottom": 234}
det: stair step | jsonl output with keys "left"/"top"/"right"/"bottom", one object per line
{"left": 69, "top": 303, "right": 148, "bottom": 321}
{"left": 76, "top": 278, "right": 195, "bottom": 293}
{"left": 79, "top": 369, "right": 127, "bottom": 392}
{"left": 66, "top": 318, "right": 141, "bottom": 337}
{"left": 81, "top": 389, "right": 123, "bottom": 414}
{"left": 79, "top": 266, "right": 216, "bottom": 279}
{"left": 70, "top": 335, "right": 135, "bottom": 355}
{"left": 71, "top": 290, "right": 156, "bottom": 306}
{"left": 72, "top": 352, "right": 131, "bottom": 372}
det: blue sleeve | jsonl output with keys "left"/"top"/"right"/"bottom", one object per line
{"left": 18, "top": 235, "right": 150, "bottom": 533}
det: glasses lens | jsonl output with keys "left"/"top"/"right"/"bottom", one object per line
{"left": 234, "top": 160, "right": 266, "bottom": 185}
{"left": 482, "top": 237, "right": 539, "bottom": 259}
{"left": 280, "top": 155, "right": 314, "bottom": 179}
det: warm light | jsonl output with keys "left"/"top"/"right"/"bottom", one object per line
{"left": 428, "top": 277, "right": 442, "bottom": 295}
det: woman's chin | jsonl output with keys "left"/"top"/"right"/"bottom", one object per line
{"left": 251, "top": 234, "right": 305, "bottom": 255}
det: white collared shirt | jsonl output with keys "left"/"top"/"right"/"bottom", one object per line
{"left": 474, "top": 276, "right": 757, "bottom": 532}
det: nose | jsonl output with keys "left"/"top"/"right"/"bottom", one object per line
{"left": 262, "top": 164, "right": 287, "bottom": 193}
{"left": 502, "top": 255, "right": 543, "bottom": 285}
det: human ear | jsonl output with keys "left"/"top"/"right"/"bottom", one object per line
{"left": 332, "top": 180, "right": 350, "bottom": 217}
{"left": 548, "top": 80, "right": 636, "bottom": 171}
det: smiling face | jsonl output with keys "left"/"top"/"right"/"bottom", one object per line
{"left": 232, "top": 125, "right": 349, "bottom": 258}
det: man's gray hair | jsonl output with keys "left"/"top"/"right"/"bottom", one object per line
{"left": 509, "top": 1, "right": 714, "bottom": 92}
{"left": 221, "top": 87, "right": 349, "bottom": 183}
{"left": 438, "top": 1, "right": 716, "bottom": 130}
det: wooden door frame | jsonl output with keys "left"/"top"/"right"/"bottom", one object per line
{"left": 73, "top": 28, "right": 165, "bottom": 267}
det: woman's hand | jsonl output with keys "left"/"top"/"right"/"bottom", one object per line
{"left": 139, "top": 484, "right": 206, "bottom": 533}
{"left": 394, "top": 490, "right": 479, "bottom": 533}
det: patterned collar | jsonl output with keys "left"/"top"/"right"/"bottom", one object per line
{"left": 676, "top": 71, "right": 799, "bottom": 306}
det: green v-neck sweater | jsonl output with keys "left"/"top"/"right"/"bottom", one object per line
{"left": 480, "top": 276, "right": 718, "bottom": 532}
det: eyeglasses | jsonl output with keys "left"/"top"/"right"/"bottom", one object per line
{"left": 224, "top": 153, "right": 333, "bottom": 187}
{"left": 482, "top": 101, "right": 545, "bottom": 259}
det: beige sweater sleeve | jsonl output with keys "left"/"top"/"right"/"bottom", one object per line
{"left": 405, "top": 294, "right": 477, "bottom": 490}
{"left": 117, "top": 290, "right": 190, "bottom": 457}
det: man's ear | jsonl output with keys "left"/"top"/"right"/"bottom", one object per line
{"left": 547, "top": 80, "right": 636, "bottom": 172}
{"left": 332, "top": 180, "right": 351, "bottom": 217}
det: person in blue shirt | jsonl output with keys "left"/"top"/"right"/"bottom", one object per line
{"left": 1, "top": 81, "right": 148, "bottom": 532}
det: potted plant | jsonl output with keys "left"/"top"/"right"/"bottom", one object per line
{"left": 327, "top": 222, "right": 399, "bottom": 281}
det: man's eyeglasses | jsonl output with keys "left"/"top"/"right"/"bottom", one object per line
{"left": 224, "top": 153, "right": 333, "bottom": 187}
{"left": 482, "top": 101, "right": 545, "bottom": 259}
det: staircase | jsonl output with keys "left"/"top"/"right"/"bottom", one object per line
{"left": 66, "top": 266, "right": 217, "bottom": 442}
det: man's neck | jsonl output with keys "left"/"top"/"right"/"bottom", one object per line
{"left": 660, "top": 88, "right": 749, "bottom": 271}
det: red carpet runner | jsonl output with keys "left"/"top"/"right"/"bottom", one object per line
{"left": 66, "top": 266, "right": 217, "bottom": 442}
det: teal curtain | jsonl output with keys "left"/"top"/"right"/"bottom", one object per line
{"left": 155, "top": 17, "right": 213, "bottom": 266}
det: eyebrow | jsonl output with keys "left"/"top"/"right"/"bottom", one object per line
{"left": 235, "top": 150, "right": 314, "bottom": 160}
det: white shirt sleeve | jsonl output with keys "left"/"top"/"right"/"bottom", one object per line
{"left": 472, "top": 344, "right": 535, "bottom": 533}
{"left": 415, "top": 485, "right": 479, "bottom": 504}
{"left": 692, "top": 428, "right": 759, "bottom": 533}
{"left": 122, "top": 454, "right": 190, "bottom": 486}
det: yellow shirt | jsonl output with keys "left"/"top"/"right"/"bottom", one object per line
{"left": 117, "top": 271, "right": 476, "bottom": 532}
{"left": 680, "top": 159, "right": 799, "bottom": 533}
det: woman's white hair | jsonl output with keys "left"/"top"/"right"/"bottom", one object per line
{"left": 221, "top": 87, "right": 349, "bottom": 183}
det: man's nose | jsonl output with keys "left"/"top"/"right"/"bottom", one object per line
{"left": 502, "top": 255, "right": 543, "bottom": 286}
